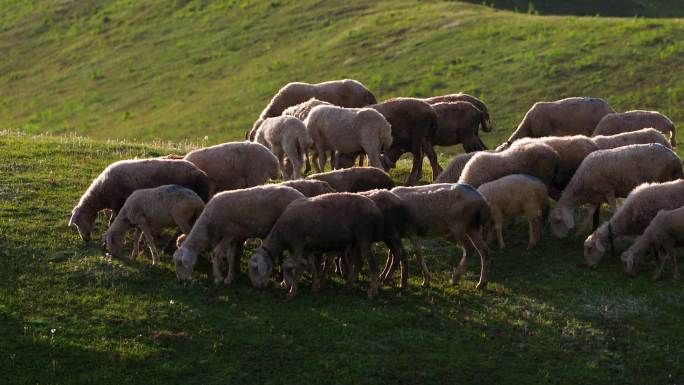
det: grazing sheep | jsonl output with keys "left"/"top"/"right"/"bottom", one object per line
{"left": 509, "top": 136, "right": 598, "bottom": 198}
{"left": 583, "top": 179, "right": 684, "bottom": 268}
{"left": 391, "top": 183, "right": 491, "bottom": 289}
{"left": 499, "top": 97, "right": 614, "bottom": 150}
{"left": 184, "top": 142, "right": 278, "bottom": 196}
{"left": 431, "top": 101, "right": 489, "bottom": 153}
{"left": 104, "top": 185, "right": 204, "bottom": 264}
{"left": 248, "top": 193, "right": 383, "bottom": 299}
{"left": 279, "top": 179, "right": 336, "bottom": 197}
{"left": 458, "top": 142, "right": 560, "bottom": 188}
{"left": 248, "top": 79, "right": 377, "bottom": 140}
{"left": 173, "top": 185, "right": 305, "bottom": 284}
{"left": 69, "top": 158, "right": 210, "bottom": 242}
{"left": 255, "top": 116, "right": 313, "bottom": 180}
{"left": 593, "top": 110, "right": 676, "bottom": 147}
{"left": 550, "top": 144, "right": 682, "bottom": 239}
{"left": 591, "top": 128, "right": 672, "bottom": 150}
{"left": 359, "top": 189, "right": 415, "bottom": 290}
{"left": 356, "top": 98, "right": 439, "bottom": 185}
{"left": 281, "top": 97, "right": 332, "bottom": 121}
{"left": 434, "top": 152, "right": 480, "bottom": 183}
{"left": 306, "top": 167, "right": 394, "bottom": 192}
{"left": 622, "top": 206, "right": 684, "bottom": 280}
{"left": 423, "top": 93, "right": 493, "bottom": 132}
{"left": 304, "top": 105, "right": 392, "bottom": 171}
{"left": 478, "top": 174, "right": 548, "bottom": 250}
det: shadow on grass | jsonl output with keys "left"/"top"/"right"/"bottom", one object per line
{"left": 458, "top": 0, "right": 684, "bottom": 18}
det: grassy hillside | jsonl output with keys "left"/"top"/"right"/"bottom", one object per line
{"left": 2, "top": 130, "right": 684, "bottom": 384}
{"left": 2, "top": 0, "right": 684, "bottom": 148}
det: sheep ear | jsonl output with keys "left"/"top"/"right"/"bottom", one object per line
{"left": 68, "top": 212, "right": 78, "bottom": 227}
{"left": 595, "top": 241, "right": 605, "bottom": 253}
{"left": 257, "top": 258, "right": 268, "bottom": 276}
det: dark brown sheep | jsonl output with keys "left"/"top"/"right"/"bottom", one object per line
{"left": 305, "top": 167, "right": 394, "bottom": 192}
{"left": 247, "top": 79, "right": 377, "bottom": 140}
{"left": 248, "top": 193, "right": 384, "bottom": 299}
{"left": 424, "top": 93, "right": 493, "bottom": 132}
{"left": 69, "top": 158, "right": 210, "bottom": 242}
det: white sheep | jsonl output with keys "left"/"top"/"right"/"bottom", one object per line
{"left": 477, "top": 174, "right": 548, "bottom": 250}
{"left": 593, "top": 110, "right": 676, "bottom": 147}
{"left": 621, "top": 206, "right": 684, "bottom": 281}
{"left": 104, "top": 185, "right": 204, "bottom": 264}
{"left": 173, "top": 185, "right": 305, "bottom": 284}
{"left": 591, "top": 128, "right": 672, "bottom": 150}
{"left": 550, "top": 144, "right": 683, "bottom": 239}
{"left": 184, "top": 141, "right": 279, "bottom": 196}
{"left": 304, "top": 105, "right": 393, "bottom": 172}
{"left": 255, "top": 116, "right": 313, "bottom": 180}
{"left": 583, "top": 179, "right": 684, "bottom": 268}
{"left": 435, "top": 152, "right": 480, "bottom": 183}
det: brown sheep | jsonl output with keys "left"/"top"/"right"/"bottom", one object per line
{"left": 69, "top": 158, "right": 210, "bottom": 242}
{"left": 278, "top": 179, "right": 336, "bottom": 197}
{"left": 248, "top": 193, "right": 384, "bottom": 299}
{"left": 499, "top": 97, "right": 614, "bottom": 150}
{"left": 593, "top": 110, "right": 676, "bottom": 147}
{"left": 306, "top": 167, "right": 394, "bottom": 192}
{"left": 424, "top": 93, "right": 493, "bottom": 132}
{"left": 248, "top": 79, "right": 377, "bottom": 140}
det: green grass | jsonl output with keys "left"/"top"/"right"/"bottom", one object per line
{"left": 2, "top": 0, "right": 684, "bottom": 149}
{"left": 2, "top": 130, "right": 684, "bottom": 384}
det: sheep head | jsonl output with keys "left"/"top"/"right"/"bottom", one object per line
{"left": 104, "top": 230, "right": 123, "bottom": 258}
{"left": 69, "top": 207, "right": 96, "bottom": 242}
{"left": 549, "top": 206, "right": 573, "bottom": 239}
{"left": 173, "top": 247, "right": 197, "bottom": 281}
{"left": 248, "top": 249, "right": 273, "bottom": 289}
{"left": 621, "top": 250, "right": 639, "bottom": 277}
{"left": 581, "top": 233, "right": 605, "bottom": 269}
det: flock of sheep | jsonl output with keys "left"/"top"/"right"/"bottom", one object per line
{"left": 68, "top": 78, "right": 683, "bottom": 299}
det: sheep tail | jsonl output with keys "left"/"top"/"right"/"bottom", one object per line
{"left": 480, "top": 110, "right": 493, "bottom": 133}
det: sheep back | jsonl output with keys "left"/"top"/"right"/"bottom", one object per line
{"left": 593, "top": 110, "right": 676, "bottom": 146}
{"left": 279, "top": 179, "right": 336, "bottom": 197}
{"left": 431, "top": 101, "right": 488, "bottom": 151}
{"left": 591, "top": 128, "right": 672, "bottom": 150}
{"left": 424, "top": 93, "right": 491, "bottom": 131}
{"left": 306, "top": 167, "right": 394, "bottom": 192}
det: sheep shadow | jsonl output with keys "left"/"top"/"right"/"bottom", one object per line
{"left": 460, "top": 0, "right": 684, "bottom": 18}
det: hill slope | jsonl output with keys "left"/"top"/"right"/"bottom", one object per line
{"left": 2, "top": 1, "right": 684, "bottom": 147}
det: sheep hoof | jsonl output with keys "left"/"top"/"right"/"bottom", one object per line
{"left": 476, "top": 281, "right": 488, "bottom": 291}
{"left": 223, "top": 276, "right": 234, "bottom": 285}
{"left": 450, "top": 275, "right": 461, "bottom": 286}
{"left": 214, "top": 278, "right": 222, "bottom": 286}
{"left": 280, "top": 280, "right": 289, "bottom": 290}
{"left": 421, "top": 280, "right": 430, "bottom": 289}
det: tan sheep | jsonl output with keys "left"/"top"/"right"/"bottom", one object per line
{"left": 593, "top": 110, "right": 676, "bottom": 147}
{"left": 458, "top": 142, "right": 560, "bottom": 188}
{"left": 550, "top": 144, "right": 683, "bottom": 239}
{"left": 173, "top": 185, "right": 305, "bottom": 285}
{"left": 304, "top": 105, "right": 392, "bottom": 171}
{"left": 509, "top": 136, "right": 598, "bottom": 198}
{"left": 184, "top": 141, "right": 279, "bottom": 196}
{"left": 499, "top": 97, "right": 614, "bottom": 149}
{"left": 591, "top": 128, "right": 672, "bottom": 150}
{"left": 281, "top": 97, "right": 332, "bottom": 120}
{"left": 477, "top": 174, "right": 548, "bottom": 250}
{"left": 622, "top": 206, "right": 684, "bottom": 281}
{"left": 255, "top": 116, "right": 313, "bottom": 180}
{"left": 391, "top": 183, "right": 491, "bottom": 289}
{"left": 104, "top": 185, "right": 204, "bottom": 264}
{"left": 305, "top": 167, "right": 394, "bottom": 192}
{"left": 583, "top": 179, "right": 684, "bottom": 268}
{"left": 69, "top": 158, "right": 210, "bottom": 242}
{"left": 248, "top": 79, "right": 377, "bottom": 140}
{"left": 435, "top": 152, "right": 481, "bottom": 183}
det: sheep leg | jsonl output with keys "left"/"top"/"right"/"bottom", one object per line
{"left": 317, "top": 148, "right": 327, "bottom": 173}
{"left": 388, "top": 237, "right": 410, "bottom": 291}
{"left": 304, "top": 151, "right": 312, "bottom": 174}
{"left": 577, "top": 205, "right": 598, "bottom": 234}
{"left": 652, "top": 248, "right": 668, "bottom": 281}
{"left": 358, "top": 153, "right": 366, "bottom": 167}
{"left": 311, "top": 150, "right": 321, "bottom": 173}
{"left": 672, "top": 249, "right": 680, "bottom": 280}
{"left": 606, "top": 193, "right": 618, "bottom": 214}
{"left": 131, "top": 228, "right": 143, "bottom": 259}
{"left": 364, "top": 145, "right": 383, "bottom": 169}
{"left": 467, "top": 226, "right": 490, "bottom": 290}
{"left": 360, "top": 240, "right": 380, "bottom": 299}
{"left": 283, "top": 139, "right": 303, "bottom": 180}
{"left": 421, "top": 139, "right": 442, "bottom": 179}
{"left": 344, "top": 247, "right": 360, "bottom": 292}
{"left": 379, "top": 249, "right": 395, "bottom": 284}
{"left": 527, "top": 216, "right": 542, "bottom": 250}
{"left": 275, "top": 149, "right": 287, "bottom": 180}
{"left": 224, "top": 241, "right": 242, "bottom": 285}
{"left": 138, "top": 222, "right": 159, "bottom": 265}
{"left": 406, "top": 144, "right": 423, "bottom": 186}
{"left": 491, "top": 207, "right": 505, "bottom": 251}
{"left": 308, "top": 254, "right": 321, "bottom": 293}
{"left": 409, "top": 236, "right": 431, "bottom": 288}
{"left": 210, "top": 238, "right": 230, "bottom": 285}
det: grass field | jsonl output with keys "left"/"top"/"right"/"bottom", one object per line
{"left": 1, "top": 131, "right": 684, "bottom": 384}
{"left": 3, "top": 0, "right": 684, "bottom": 384}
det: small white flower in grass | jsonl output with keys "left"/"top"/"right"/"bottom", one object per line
{"left": 51, "top": 328, "right": 56, "bottom": 336}
{"left": 203, "top": 136, "right": 209, "bottom": 141}
{"left": 169, "top": 300, "right": 175, "bottom": 305}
